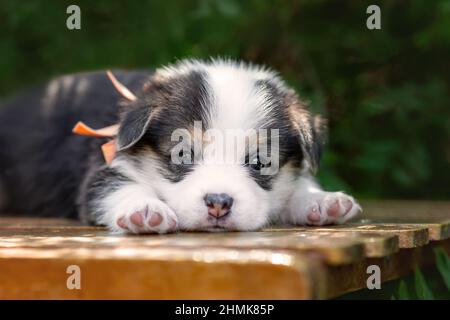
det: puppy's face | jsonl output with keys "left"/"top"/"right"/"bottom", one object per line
{"left": 115, "top": 60, "right": 325, "bottom": 231}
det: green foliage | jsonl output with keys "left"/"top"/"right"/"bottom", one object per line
{"left": 434, "top": 247, "right": 450, "bottom": 291}
{"left": 392, "top": 248, "right": 450, "bottom": 300}
{"left": 393, "top": 270, "right": 434, "bottom": 300}
{"left": 414, "top": 269, "right": 434, "bottom": 299}
{"left": 0, "top": 0, "right": 449, "bottom": 198}
{"left": 396, "top": 280, "right": 410, "bottom": 300}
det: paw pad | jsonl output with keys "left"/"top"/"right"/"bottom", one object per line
{"left": 114, "top": 201, "right": 178, "bottom": 234}
{"left": 148, "top": 212, "right": 163, "bottom": 227}
{"left": 130, "top": 211, "right": 144, "bottom": 227}
{"left": 303, "top": 192, "right": 361, "bottom": 225}
{"left": 326, "top": 200, "right": 340, "bottom": 217}
{"left": 307, "top": 205, "right": 321, "bottom": 222}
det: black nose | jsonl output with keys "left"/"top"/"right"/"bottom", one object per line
{"left": 204, "top": 193, "right": 233, "bottom": 219}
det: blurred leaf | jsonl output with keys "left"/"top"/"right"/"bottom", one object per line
{"left": 397, "top": 281, "right": 410, "bottom": 300}
{"left": 414, "top": 269, "right": 434, "bottom": 300}
{"left": 434, "top": 248, "right": 450, "bottom": 291}
{"left": 214, "top": 0, "right": 241, "bottom": 17}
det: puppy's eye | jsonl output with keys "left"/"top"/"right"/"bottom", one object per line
{"left": 248, "top": 155, "right": 271, "bottom": 171}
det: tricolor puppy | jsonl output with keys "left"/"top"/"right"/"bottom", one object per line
{"left": 0, "top": 59, "right": 361, "bottom": 233}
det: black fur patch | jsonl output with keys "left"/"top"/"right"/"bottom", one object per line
{"left": 245, "top": 79, "right": 304, "bottom": 190}
{"left": 0, "top": 70, "right": 151, "bottom": 218}
{"left": 120, "top": 70, "right": 212, "bottom": 182}
{"left": 78, "top": 165, "right": 131, "bottom": 224}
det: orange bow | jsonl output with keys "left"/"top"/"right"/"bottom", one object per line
{"left": 72, "top": 71, "right": 137, "bottom": 164}
{"left": 72, "top": 122, "right": 119, "bottom": 164}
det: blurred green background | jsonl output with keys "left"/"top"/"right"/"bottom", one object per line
{"left": 0, "top": 0, "right": 449, "bottom": 199}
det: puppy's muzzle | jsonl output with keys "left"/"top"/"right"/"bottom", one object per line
{"left": 204, "top": 193, "right": 233, "bottom": 219}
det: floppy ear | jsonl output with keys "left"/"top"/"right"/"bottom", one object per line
{"left": 286, "top": 91, "right": 328, "bottom": 173}
{"left": 117, "top": 106, "right": 154, "bottom": 151}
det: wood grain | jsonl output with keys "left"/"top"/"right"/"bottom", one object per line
{"left": 0, "top": 229, "right": 364, "bottom": 265}
{"left": 0, "top": 200, "right": 449, "bottom": 299}
{"left": 0, "top": 247, "right": 325, "bottom": 299}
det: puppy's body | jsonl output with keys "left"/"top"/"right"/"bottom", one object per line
{"left": 0, "top": 71, "right": 149, "bottom": 218}
{"left": 0, "top": 60, "right": 361, "bottom": 232}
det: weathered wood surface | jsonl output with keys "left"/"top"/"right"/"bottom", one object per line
{"left": 0, "top": 200, "right": 449, "bottom": 299}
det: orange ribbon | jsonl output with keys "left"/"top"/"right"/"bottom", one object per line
{"left": 72, "top": 121, "right": 119, "bottom": 164}
{"left": 72, "top": 71, "right": 137, "bottom": 165}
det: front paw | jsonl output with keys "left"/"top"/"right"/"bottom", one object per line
{"left": 288, "top": 192, "right": 362, "bottom": 226}
{"left": 114, "top": 199, "right": 178, "bottom": 234}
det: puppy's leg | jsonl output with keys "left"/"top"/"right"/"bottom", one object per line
{"left": 282, "top": 175, "right": 362, "bottom": 226}
{"left": 78, "top": 166, "right": 178, "bottom": 234}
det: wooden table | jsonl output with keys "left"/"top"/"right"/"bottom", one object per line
{"left": 0, "top": 200, "right": 449, "bottom": 299}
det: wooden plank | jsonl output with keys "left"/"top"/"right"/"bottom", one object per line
{"left": 262, "top": 228, "right": 399, "bottom": 258}
{"left": 284, "top": 231, "right": 398, "bottom": 258}
{"left": 1, "top": 201, "right": 450, "bottom": 299}
{"left": 0, "top": 237, "right": 446, "bottom": 299}
{"left": 0, "top": 216, "right": 86, "bottom": 228}
{"left": 315, "top": 224, "right": 429, "bottom": 248}
{"left": 0, "top": 247, "right": 326, "bottom": 299}
{"left": 353, "top": 218, "right": 450, "bottom": 241}
{"left": 0, "top": 229, "right": 365, "bottom": 265}
{"left": 267, "top": 224, "right": 428, "bottom": 249}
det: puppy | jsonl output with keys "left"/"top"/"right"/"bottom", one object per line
{"left": 0, "top": 59, "right": 361, "bottom": 233}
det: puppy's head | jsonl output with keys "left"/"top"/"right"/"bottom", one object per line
{"left": 114, "top": 59, "right": 326, "bottom": 231}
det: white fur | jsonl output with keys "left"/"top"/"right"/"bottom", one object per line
{"left": 281, "top": 176, "right": 362, "bottom": 225}
{"left": 97, "top": 181, "right": 178, "bottom": 234}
